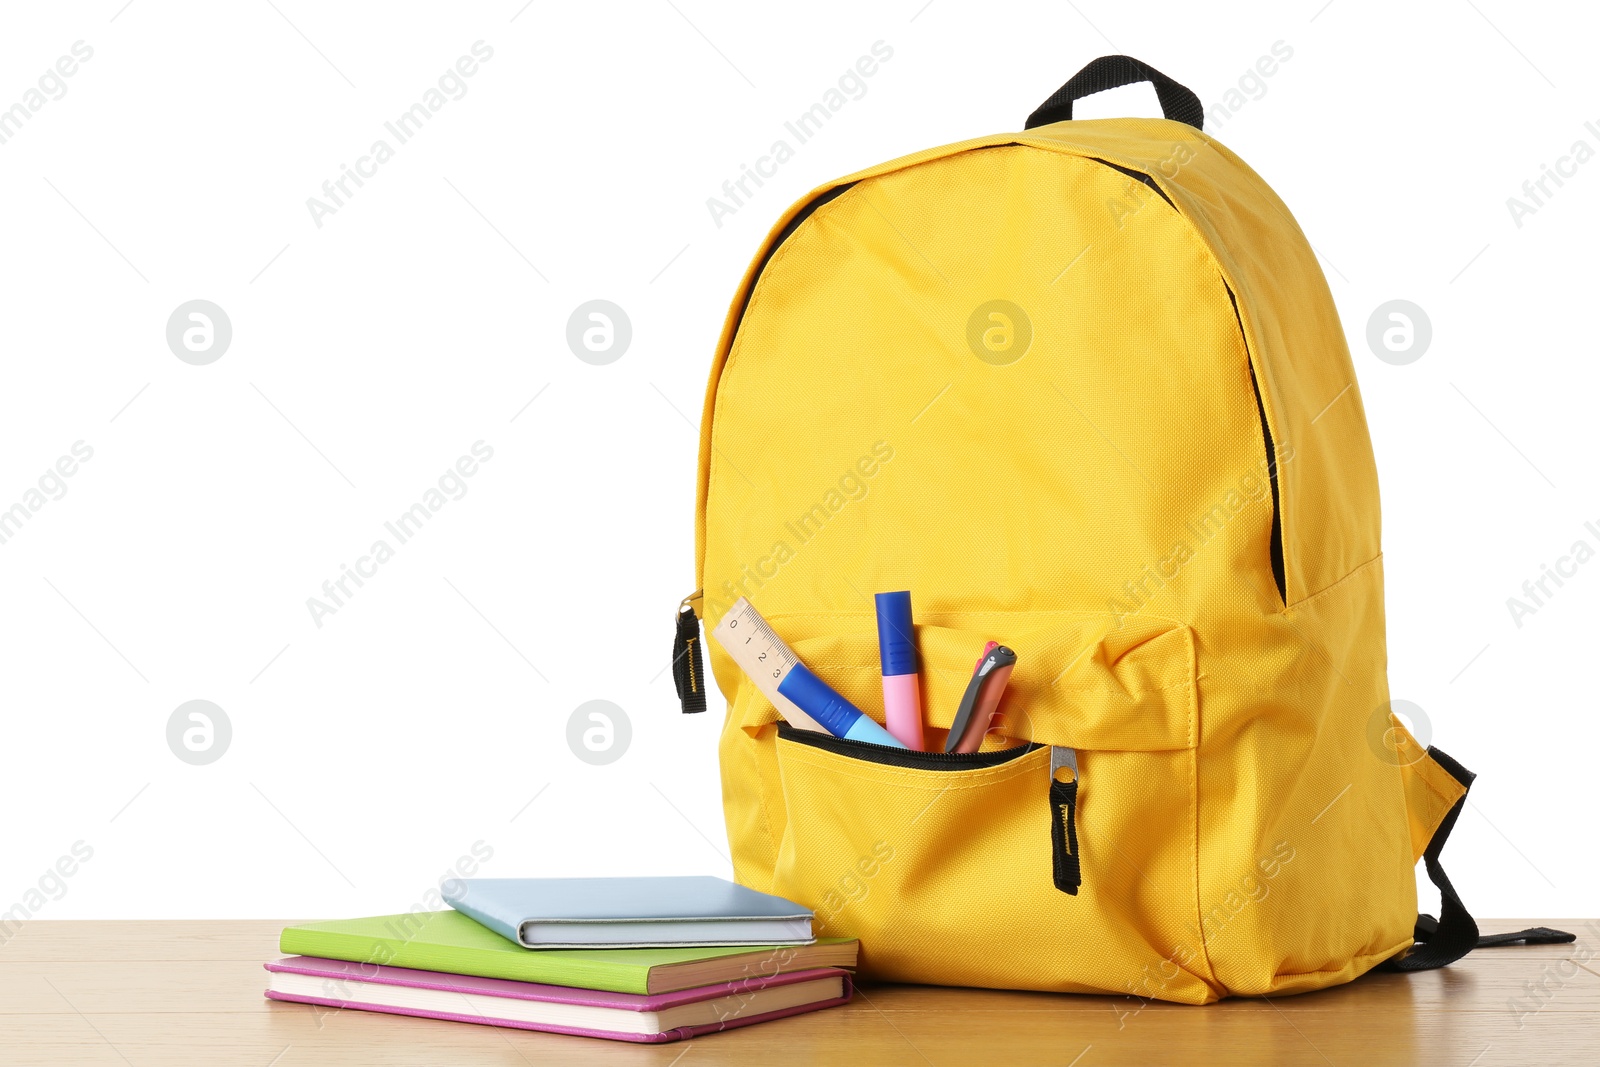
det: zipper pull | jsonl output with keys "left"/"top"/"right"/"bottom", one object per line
{"left": 1049, "top": 746, "right": 1081, "bottom": 895}
{"left": 672, "top": 592, "right": 707, "bottom": 715}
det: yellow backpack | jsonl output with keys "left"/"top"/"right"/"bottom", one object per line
{"left": 671, "top": 56, "right": 1570, "bottom": 1001}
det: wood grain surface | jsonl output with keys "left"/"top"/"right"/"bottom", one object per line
{"left": 3, "top": 919, "right": 1595, "bottom": 1066}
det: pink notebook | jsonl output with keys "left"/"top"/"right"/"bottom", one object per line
{"left": 264, "top": 956, "right": 852, "bottom": 1043}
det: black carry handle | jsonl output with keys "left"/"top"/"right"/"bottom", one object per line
{"left": 1026, "top": 55, "right": 1204, "bottom": 131}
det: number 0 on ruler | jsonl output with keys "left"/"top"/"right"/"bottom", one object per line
{"left": 711, "top": 598, "right": 824, "bottom": 733}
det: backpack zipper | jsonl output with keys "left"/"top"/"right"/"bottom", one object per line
{"left": 777, "top": 723, "right": 1081, "bottom": 895}
{"left": 1049, "top": 745, "right": 1081, "bottom": 894}
{"left": 672, "top": 592, "right": 707, "bottom": 714}
{"left": 778, "top": 720, "right": 1039, "bottom": 767}
{"left": 1226, "top": 285, "right": 1285, "bottom": 604}
{"left": 1083, "top": 156, "right": 1286, "bottom": 604}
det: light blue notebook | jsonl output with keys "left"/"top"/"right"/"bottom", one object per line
{"left": 443, "top": 876, "right": 815, "bottom": 950}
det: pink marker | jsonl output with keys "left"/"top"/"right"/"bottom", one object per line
{"left": 875, "top": 591, "right": 925, "bottom": 750}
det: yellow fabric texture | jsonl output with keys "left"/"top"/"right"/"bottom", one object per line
{"left": 692, "top": 117, "right": 1449, "bottom": 1001}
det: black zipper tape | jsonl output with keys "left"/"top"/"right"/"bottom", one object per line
{"left": 1088, "top": 157, "right": 1175, "bottom": 208}
{"left": 1079, "top": 153, "right": 1285, "bottom": 604}
{"left": 777, "top": 721, "right": 1037, "bottom": 769}
{"left": 1226, "top": 284, "right": 1286, "bottom": 603}
{"left": 725, "top": 182, "right": 858, "bottom": 346}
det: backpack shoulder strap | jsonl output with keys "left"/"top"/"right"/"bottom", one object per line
{"left": 1383, "top": 744, "right": 1574, "bottom": 971}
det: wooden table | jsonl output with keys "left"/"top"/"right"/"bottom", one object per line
{"left": 3, "top": 920, "right": 1595, "bottom": 1065}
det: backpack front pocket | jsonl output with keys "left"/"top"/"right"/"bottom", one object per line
{"left": 774, "top": 724, "right": 1081, "bottom": 895}
{"left": 726, "top": 611, "right": 1216, "bottom": 1001}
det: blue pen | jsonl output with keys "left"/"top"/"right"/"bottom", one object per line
{"left": 777, "top": 664, "right": 908, "bottom": 749}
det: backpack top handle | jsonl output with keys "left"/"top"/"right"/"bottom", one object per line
{"left": 1026, "top": 55, "right": 1205, "bottom": 131}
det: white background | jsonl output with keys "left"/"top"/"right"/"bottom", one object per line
{"left": 1, "top": 0, "right": 1595, "bottom": 923}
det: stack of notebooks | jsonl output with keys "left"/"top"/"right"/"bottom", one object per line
{"left": 264, "top": 876, "right": 857, "bottom": 1043}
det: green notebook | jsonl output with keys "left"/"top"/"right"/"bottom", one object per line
{"left": 279, "top": 910, "right": 857, "bottom": 995}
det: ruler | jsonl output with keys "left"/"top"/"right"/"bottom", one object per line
{"left": 710, "top": 598, "right": 825, "bottom": 733}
